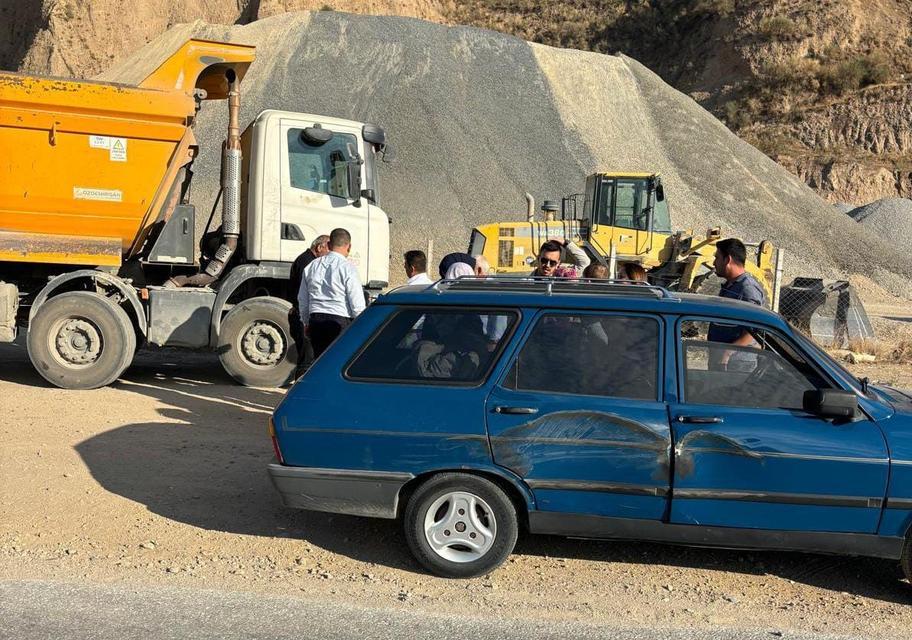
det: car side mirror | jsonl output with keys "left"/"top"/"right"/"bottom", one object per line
{"left": 803, "top": 389, "right": 857, "bottom": 419}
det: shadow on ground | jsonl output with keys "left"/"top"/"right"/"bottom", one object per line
{"left": 3, "top": 339, "right": 905, "bottom": 601}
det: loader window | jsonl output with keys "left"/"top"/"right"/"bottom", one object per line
{"left": 287, "top": 129, "right": 358, "bottom": 200}
{"left": 613, "top": 181, "right": 651, "bottom": 231}
{"left": 595, "top": 179, "right": 614, "bottom": 226}
{"left": 653, "top": 198, "right": 671, "bottom": 233}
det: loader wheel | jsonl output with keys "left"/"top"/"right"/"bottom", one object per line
{"left": 218, "top": 296, "right": 297, "bottom": 387}
{"left": 27, "top": 291, "right": 136, "bottom": 390}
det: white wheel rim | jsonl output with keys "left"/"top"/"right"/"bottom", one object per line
{"left": 423, "top": 490, "right": 497, "bottom": 563}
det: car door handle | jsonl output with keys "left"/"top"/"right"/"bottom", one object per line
{"left": 494, "top": 406, "right": 539, "bottom": 415}
{"left": 676, "top": 416, "right": 724, "bottom": 424}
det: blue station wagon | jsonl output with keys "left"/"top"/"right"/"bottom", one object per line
{"left": 268, "top": 279, "right": 912, "bottom": 579}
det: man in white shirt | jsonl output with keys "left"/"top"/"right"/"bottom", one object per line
{"left": 298, "top": 228, "right": 366, "bottom": 358}
{"left": 404, "top": 250, "right": 433, "bottom": 286}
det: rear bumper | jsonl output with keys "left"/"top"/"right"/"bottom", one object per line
{"left": 267, "top": 464, "right": 413, "bottom": 519}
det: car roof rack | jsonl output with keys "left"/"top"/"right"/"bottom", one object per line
{"left": 427, "top": 276, "right": 679, "bottom": 300}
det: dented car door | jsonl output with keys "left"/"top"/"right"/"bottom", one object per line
{"left": 485, "top": 310, "right": 672, "bottom": 520}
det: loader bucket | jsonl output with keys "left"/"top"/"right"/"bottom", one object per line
{"left": 779, "top": 278, "right": 874, "bottom": 347}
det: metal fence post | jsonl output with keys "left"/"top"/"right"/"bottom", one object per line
{"left": 772, "top": 248, "right": 785, "bottom": 313}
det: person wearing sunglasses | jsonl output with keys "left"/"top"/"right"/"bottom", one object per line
{"left": 531, "top": 238, "right": 590, "bottom": 278}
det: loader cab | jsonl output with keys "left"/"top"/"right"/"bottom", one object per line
{"left": 583, "top": 173, "right": 671, "bottom": 258}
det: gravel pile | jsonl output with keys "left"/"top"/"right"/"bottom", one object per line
{"left": 849, "top": 197, "right": 912, "bottom": 230}
{"left": 100, "top": 12, "right": 912, "bottom": 294}
{"left": 833, "top": 202, "right": 856, "bottom": 214}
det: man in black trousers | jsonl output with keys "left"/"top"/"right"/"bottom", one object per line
{"left": 298, "top": 228, "right": 366, "bottom": 359}
{"left": 288, "top": 235, "right": 329, "bottom": 376}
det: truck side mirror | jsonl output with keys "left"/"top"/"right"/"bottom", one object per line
{"left": 655, "top": 184, "right": 665, "bottom": 202}
{"left": 345, "top": 142, "right": 363, "bottom": 207}
{"left": 803, "top": 389, "right": 857, "bottom": 419}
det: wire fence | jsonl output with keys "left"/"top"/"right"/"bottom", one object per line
{"left": 777, "top": 277, "right": 875, "bottom": 348}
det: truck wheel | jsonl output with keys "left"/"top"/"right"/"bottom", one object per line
{"left": 403, "top": 473, "right": 518, "bottom": 578}
{"left": 27, "top": 291, "right": 136, "bottom": 390}
{"left": 218, "top": 296, "right": 297, "bottom": 387}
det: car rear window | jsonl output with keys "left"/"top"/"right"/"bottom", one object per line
{"left": 346, "top": 308, "right": 518, "bottom": 385}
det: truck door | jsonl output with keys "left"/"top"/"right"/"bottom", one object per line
{"left": 279, "top": 119, "right": 371, "bottom": 280}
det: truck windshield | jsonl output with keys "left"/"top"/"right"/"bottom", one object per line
{"left": 287, "top": 129, "right": 358, "bottom": 200}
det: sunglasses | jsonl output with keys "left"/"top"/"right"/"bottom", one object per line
{"left": 539, "top": 258, "right": 559, "bottom": 267}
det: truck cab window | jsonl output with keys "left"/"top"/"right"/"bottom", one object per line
{"left": 287, "top": 129, "right": 358, "bottom": 199}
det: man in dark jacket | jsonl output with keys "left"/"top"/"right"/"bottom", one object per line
{"left": 288, "top": 235, "right": 329, "bottom": 376}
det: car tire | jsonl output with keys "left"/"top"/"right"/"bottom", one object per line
{"left": 218, "top": 296, "right": 297, "bottom": 387}
{"left": 27, "top": 291, "right": 136, "bottom": 390}
{"left": 403, "top": 473, "right": 518, "bottom": 578}
{"left": 902, "top": 534, "right": 911, "bottom": 584}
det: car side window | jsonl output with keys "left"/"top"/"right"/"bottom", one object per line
{"left": 347, "top": 308, "right": 517, "bottom": 384}
{"left": 287, "top": 129, "right": 357, "bottom": 199}
{"left": 680, "top": 320, "right": 828, "bottom": 410}
{"left": 503, "top": 313, "right": 660, "bottom": 401}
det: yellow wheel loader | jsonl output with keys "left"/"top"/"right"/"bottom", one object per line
{"left": 469, "top": 172, "right": 780, "bottom": 304}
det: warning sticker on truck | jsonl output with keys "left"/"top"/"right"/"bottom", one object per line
{"left": 88, "top": 135, "right": 127, "bottom": 162}
{"left": 109, "top": 138, "right": 127, "bottom": 162}
{"left": 73, "top": 187, "right": 123, "bottom": 202}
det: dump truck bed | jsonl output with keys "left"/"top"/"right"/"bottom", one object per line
{"left": 0, "top": 40, "right": 254, "bottom": 267}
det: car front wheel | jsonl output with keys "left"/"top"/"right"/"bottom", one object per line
{"left": 403, "top": 473, "right": 518, "bottom": 578}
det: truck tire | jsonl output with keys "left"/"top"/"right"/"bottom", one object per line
{"left": 403, "top": 473, "right": 518, "bottom": 578}
{"left": 218, "top": 296, "right": 297, "bottom": 387}
{"left": 27, "top": 291, "right": 136, "bottom": 390}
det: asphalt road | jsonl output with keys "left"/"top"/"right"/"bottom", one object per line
{"left": 0, "top": 579, "right": 860, "bottom": 640}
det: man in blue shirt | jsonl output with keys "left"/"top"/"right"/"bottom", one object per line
{"left": 707, "top": 238, "right": 766, "bottom": 370}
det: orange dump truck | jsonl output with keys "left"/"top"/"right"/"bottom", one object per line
{"left": 0, "top": 39, "right": 394, "bottom": 388}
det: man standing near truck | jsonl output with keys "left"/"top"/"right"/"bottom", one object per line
{"left": 289, "top": 235, "right": 329, "bottom": 374}
{"left": 299, "top": 228, "right": 366, "bottom": 358}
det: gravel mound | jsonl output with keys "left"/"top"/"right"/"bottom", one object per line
{"left": 833, "top": 202, "right": 856, "bottom": 214}
{"left": 850, "top": 197, "right": 912, "bottom": 237}
{"left": 100, "top": 12, "right": 912, "bottom": 294}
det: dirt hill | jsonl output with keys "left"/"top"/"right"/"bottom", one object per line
{"left": 96, "top": 13, "right": 912, "bottom": 296}
{"left": 451, "top": 0, "right": 912, "bottom": 205}
{"left": 0, "top": 0, "right": 447, "bottom": 78}
{"left": 2, "top": 1, "right": 909, "bottom": 205}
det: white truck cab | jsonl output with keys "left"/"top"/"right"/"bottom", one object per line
{"left": 243, "top": 110, "right": 391, "bottom": 290}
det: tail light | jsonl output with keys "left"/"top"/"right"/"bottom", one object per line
{"left": 268, "top": 417, "right": 284, "bottom": 464}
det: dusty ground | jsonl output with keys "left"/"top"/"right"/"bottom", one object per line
{"left": 1, "top": 337, "right": 910, "bottom": 638}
